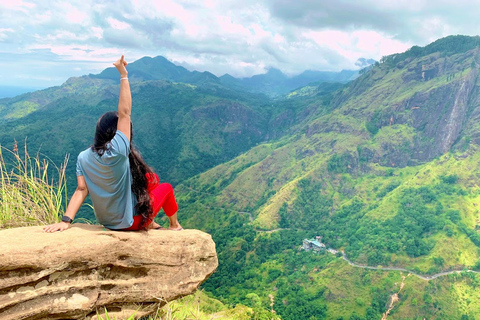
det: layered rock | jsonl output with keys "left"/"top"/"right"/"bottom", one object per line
{"left": 0, "top": 224, "right": 218, "bottom": 320}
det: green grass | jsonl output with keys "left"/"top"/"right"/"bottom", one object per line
{"left": 95, "top": 291, "right": 262, "bottom": 320}
{"left": 0, "top": 142, "right": 68, "bottom": 228}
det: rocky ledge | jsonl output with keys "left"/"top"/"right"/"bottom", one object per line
{"left": 0, "top": 224, "right": 218, "bottom": 320}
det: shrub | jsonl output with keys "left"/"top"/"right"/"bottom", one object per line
{"left": 327, "top": 153, "right": 351, "bottom": 174}
{"left": 440, "top": 174, "right": 459, "bottom": 184}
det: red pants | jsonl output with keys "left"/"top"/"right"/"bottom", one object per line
{"left": 122, "top": 173, "right": 178, "bottom": 231}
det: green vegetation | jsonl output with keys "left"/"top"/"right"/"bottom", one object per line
{"left": 381, "top": 35, "right": 480, "bottom": 65}
{"left": 4, "top": 35, "right": 480, "bottom": 319}
{"left": 0, "top": 150, "right": 268, "bottom": 320}
{"left": 95, "top": 290, "right": 278, "bottom": 320}
{"left": 162, "top": 291, "right": 279, "bottom": 320}
{"left": 96, "top": 308, "right": 137, "bottom": 320}
{"left": 177, "top": 150, "right": 480, "bottom": 319}
{"left": 174, "top": 36, "right": 480, "bottom": 318}
{"left": 0, "top": 142, "right": 67, "bottom": 228}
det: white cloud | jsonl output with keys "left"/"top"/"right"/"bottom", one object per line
{"left": 66, "top": 8, "right": 88, "bottom": 24}
{"left": 1, "top": 0, "right": 480, "bottom": 87}
{"left": 33, "top": 11, "right": 53, "bottom": 24}
{"left": 1, "top": 0, "right": 35, "bottom": 11}
{"left": 107, "top": 17, "right": 130, "bottom": 30}
{"left": 91, "top": 27, "right": 103, "bottom": 39}
{"left": 0, "top": 28, "right": 15, "bottom": 41}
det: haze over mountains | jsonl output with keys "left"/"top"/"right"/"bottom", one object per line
{"left": 2, "top": 35, "right": 480, "bottom": 318}
{"left": 0, "top": 56, "right": 369, "bottom": 99}
{"left": 0, "top": 86, "right": 45, "bottom": 99}
{"left": 91, "top": 55, "right": 365, "bottom": 97}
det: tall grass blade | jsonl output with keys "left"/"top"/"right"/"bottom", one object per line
{"left": 0, "top": 142, "right": 68, "bottom": 229}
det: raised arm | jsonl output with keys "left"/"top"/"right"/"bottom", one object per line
{"left": 43, "top": 175, "right": 89, "bottom": 232}
{"left": 113, "top": 55, "right": 131, "bottom": 141}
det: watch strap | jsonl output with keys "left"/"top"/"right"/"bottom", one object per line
{"left": 61, "top": 216, "right": 73, "bottom": 223}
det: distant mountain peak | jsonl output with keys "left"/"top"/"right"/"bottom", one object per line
{"left": 219, "top": 73, "right": 236, "bottom": 80}
{"left": 265, "top": 67, "right": 284, "bottom": 75}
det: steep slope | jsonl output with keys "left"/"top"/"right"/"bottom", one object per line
{"left": 184, "top": 35, "right": 480, "bottom": 231}
{"left": 329, "top": 35, "right": 480, "bottom": 165}
{"left": 175, "top": 36, "right": 480, "bottom": 319}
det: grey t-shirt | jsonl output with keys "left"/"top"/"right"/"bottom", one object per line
{"left": 76, "top": 131, "right": 135, "bottom": 229}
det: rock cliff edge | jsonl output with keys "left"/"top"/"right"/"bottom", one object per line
{"left": 0, "top": 223, "right": 218, "bottom": 320}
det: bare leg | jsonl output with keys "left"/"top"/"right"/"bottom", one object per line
{"left": 167, "top": 213, "right": 183, "bottom": 230}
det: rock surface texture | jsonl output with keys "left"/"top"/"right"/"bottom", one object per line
{"left": 0, "top": 224, "right": 218, "bottom": 320}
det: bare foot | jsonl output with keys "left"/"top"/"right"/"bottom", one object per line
{"left": 167, "top": 213, "right": 183, "bottom": 231}
{"left": 149, "top": 222, "right": 165, "bottom": 230}
{"left": 168, "top": 223, "right": 183, "bottom": 231}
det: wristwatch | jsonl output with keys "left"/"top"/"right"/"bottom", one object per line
{"left": 61, "top": 216, "right": 73, "bottom": 224}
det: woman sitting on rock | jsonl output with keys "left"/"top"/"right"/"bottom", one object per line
{"left": 44, "top": 56, "right": 182, "bottom": 232}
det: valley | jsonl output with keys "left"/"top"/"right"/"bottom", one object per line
{"left": 304, "top": 236, "right": 480, "bottom": 281}
{"left": 2, "top": 35, "right": 480, "bottom": 319}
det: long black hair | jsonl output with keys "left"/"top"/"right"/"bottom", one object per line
{"left": 92, "top": 111, "right": 154, "bottom": 229}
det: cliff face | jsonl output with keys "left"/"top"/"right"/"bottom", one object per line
{"left": 396, "top": 50, "right": 479, "bottom": 161}
{"left": 326, "top": 45, "right": 480, "bottom": 168}
{"left": 0, "top": 224, "right": 218, "bottom": 320}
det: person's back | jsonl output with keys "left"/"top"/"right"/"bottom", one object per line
{"left": 77, "top": 130, "right": 134, "bottom": 229}
{"left": 43, "top": 55, "right": 182, "bottom": 233}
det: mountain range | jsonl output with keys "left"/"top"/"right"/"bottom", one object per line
{"left": 92, "top": 55, "right": 361, "bottom": 97}
{"left": 2, "top": 35, "right": 480, "bottom": 319}
{"left": 0, "top": 56, "right": 365, "bottom": 100}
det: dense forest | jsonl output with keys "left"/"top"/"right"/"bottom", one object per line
{"left": 3, "top": 35, "right": 480, "bottom": 318}
{"left": 177, "top": 35, "right": 480, "bottom": 319}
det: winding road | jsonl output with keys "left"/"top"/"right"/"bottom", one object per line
{"left": 329, "top": 248, "right": 479, "bottom": 281}
{"left": 177, "top": 184, "right": 479, "bottom": 281}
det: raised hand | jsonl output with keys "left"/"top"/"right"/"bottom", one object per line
{"left": 113, "top": 55, "right": 128, "bottom": 77}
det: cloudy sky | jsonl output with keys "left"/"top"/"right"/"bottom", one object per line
{"left": 1, "top": 0, "right": 480, "bottom": 88}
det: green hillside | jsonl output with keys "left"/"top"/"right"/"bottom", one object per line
{"left": 0, "top": 80, "right": 267, "bottom": 181}
{"left": 0, "top": 60, "right": 342, "bottom": 222}
{"left": 2, "top": 35, "right": 480, "bottom": 319}
{"left": 173, "top": 36, "right": 480, "bottom": 319}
